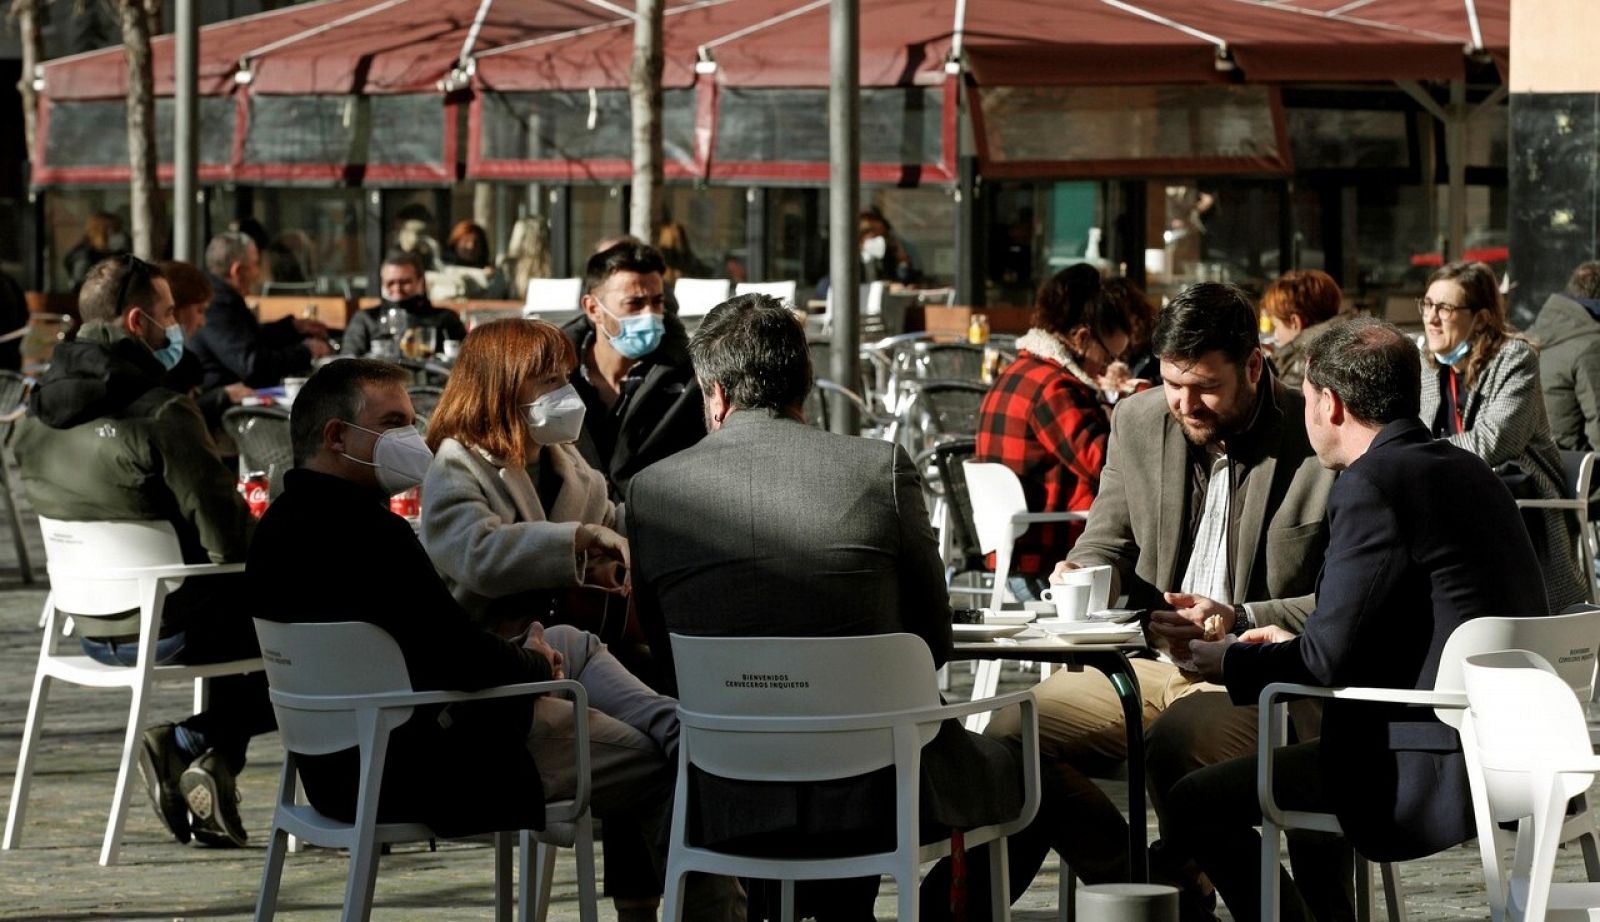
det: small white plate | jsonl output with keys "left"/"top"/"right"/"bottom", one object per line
{"left": 982, "top": 611, "right": 1037, "bottom": 626}
{"left": 1033, "top": 620, "right": 1144, "bottom": 644}
{"left": 953, "top": 623, "right": 1028, "bottom": 640}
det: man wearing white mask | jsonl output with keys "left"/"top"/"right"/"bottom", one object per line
{"left": 253, "top": 356, "right": 742, "bottom": 922}
{"left": 562, "top": 241, "right": 705, "bottom": 502}
{"left": 14, "top": 255, "right": 274, "bottom": 849}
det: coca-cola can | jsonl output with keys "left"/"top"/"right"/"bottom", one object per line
{"left": 389, "top": 486, "right": 421, "bottom": 520}
{"left": 239, "top": 472, "right": 271, "bottom": 518}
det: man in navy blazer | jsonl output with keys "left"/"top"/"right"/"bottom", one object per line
{"left": 1177, "top": 317, "right": 1549, "bottom": 922}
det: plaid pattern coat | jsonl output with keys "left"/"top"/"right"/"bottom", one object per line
{"left": 975, "top": 330, "right": 1111, "bottom": 576}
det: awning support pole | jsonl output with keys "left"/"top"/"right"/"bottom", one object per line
{"left": 174, "top": 0, "right": 199, "bottom": 263}
{"left": 1446, "top": 78, "right": 1467, "bottom": 262}
{"left": 828, "top": 0, "right": 861, "bottom": 435}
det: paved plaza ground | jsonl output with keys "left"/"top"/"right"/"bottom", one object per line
{"left": 0, "top": 489, "right": 1587, "bottom": 921}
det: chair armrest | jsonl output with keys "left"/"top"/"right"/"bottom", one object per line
{"left": 1259, "top": 682, "right": 1466, "bottom": 710}
{"left": 270, "top": 678, "right": 587, "bottom": 713}
{"left": 1011, "top": 511, "right": 1089, "bottom": 526}
{"left": 1516, "top": 499, "right": 1581, "bottom": 511}
{"left": 679, "top": 689, "right": 1034, "bottom": 734}
{"left": 51, "top": 562, "right": 247, "bottom": 581}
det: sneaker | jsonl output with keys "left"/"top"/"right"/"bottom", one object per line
{"left": 135, "top": 723, "right": 191, "bottom": 845}
{"left": 180, "top": 751, "right": 247, "bottom": 847}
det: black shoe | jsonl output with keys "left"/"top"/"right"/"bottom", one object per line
{"left": 180, "top": 751, "right": 247, "bottom": 847}
{"left": 135, "top": 723, "right": 191, "bottom": 845}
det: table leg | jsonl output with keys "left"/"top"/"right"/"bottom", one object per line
{"left": 1082, "top": 652, "right": 1148, "bottom": 883}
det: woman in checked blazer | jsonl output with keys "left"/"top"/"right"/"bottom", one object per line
{"left": 1418, "top": 260, "right": 1587, "bottom": 611}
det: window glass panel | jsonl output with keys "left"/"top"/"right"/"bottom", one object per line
{"left": 1286, "top": 108, "right": 1410, "bottom": 170}
{"left": 479, "top": 90, "right": 696, "bottom": 170}
{"left": 369, "top": 95, "right": 447, "bottom": 166}
{"left": 45, "top": 98, "right": 233, "bottom": 168}
{"left": 979, "top": 85, "right": 1280, "bottom": 165}
{"left": 244, "top": 95, "right": 360, "bottom": 165}
{"left": 714, "top": 87, "right": 943, "bottom": 165}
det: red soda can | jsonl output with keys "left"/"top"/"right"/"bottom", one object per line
{"left": 389, "top": 486, "right": 421, "bottom": 519}
{"left": 239, "top": 472, "right": 271, "bottom": 518}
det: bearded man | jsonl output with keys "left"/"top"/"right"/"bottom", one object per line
{"left": 985, "top": 282, "right": 1343, "bottom": 920}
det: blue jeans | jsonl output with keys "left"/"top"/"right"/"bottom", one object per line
{"left": 81, "top": 632, "right": 188, "bottom": 666}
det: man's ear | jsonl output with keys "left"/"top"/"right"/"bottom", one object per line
{"left": 580, "top": 292, "right": 602, "bottom": 323}
{"left": 1324, "top": 387, "right": 1346, "bottom": 426}
{"left": 120, "top": 307, "right": 144, "bottom": 339}
{"left": 1244, "top": 348, "right": 1265, "bottom": 386}
{"left": 322, "top": 417, "right": 348, "bottom": 456}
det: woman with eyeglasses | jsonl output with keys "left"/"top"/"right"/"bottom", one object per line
{"left": 975, "top": 263, "right": 1145, "bottom": 600}
{"left": 419, "top": 318, "right": 635, "bottom": 641}
{"left": 1418, "top": 260, "right": 1587, "bottom": 611}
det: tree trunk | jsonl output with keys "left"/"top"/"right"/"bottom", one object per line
{"left": 628, "top": 0, "right": 664, "bottom": 242}
{"left": 11, "top": 0, "right": 45, "bottom": 163}
{"left": 120, "top": 0, "right": 164, "bottom": 259}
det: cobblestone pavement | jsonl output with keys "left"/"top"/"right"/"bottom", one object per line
{"left": 0, "top": 493, "right": 1588, "bottom": 920}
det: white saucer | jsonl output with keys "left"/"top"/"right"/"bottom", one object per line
{"left": 953, "top": 623, "right": 1029, "bottom": 640}
{"left": 1033, "top": 620, "right": 1144, "bottom": 644}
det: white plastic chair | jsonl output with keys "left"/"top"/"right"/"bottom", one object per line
{"left": 1258, "top": 608, "right": 1600, "bottom": 922}
{"left": 522, "top": 278, "right": 584, "bottom": 317}
{"left": 673, "top": 278, "right": 733, "bottom": 319}
{"left": 1463, "top": 648, "right": 1600, "bottom": 922}
{"left": 661, "top": 632, "right": 1041, "bottom": 922}
{"left": 1516, "top": 451, "right": 1598, "bottom": 603}
{"left": 962, "top": 461, "right": 1088, "bottom": 614}
{"left": 735, "top": 280, "right": 799, "bottom": 306}
{"left": 3, "top": 517, "right": 260, "bottom": 866}
{"left": 251, "top": 618, "right": 597, "bottom": 922}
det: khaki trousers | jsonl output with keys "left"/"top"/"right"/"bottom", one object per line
{"left": 986, "top": 657, "right": 1257, "bottom": 885}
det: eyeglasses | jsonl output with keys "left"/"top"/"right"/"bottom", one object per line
{"left": 113, "top": 254, "right": 153, "bottom": 315}
{"left": 1091, "top": 331, "right": 1127, "bottom": 364}
{"left": 1416, "top": 297, "right": 1468, "bottom": 320}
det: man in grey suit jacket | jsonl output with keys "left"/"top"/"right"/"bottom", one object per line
{"left": 628, "top": 294, "right": 1061, "bottom": 921}
{"left": 984, "top": 283, "right": 1341, "bottom": 919}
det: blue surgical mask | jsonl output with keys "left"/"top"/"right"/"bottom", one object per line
{"left": 146, "top": 315, "right": 184, "bottom": 371}
{"left": 1434, "top": 340, "right": 1471, "bottom": 367}
{"left": 600, "top": 306, "right": 665, "bottom": 360}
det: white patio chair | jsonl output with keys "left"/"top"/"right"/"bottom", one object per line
{"left": 1518, "top": 451, "right": 1598, "bottom": 603}
{"left": 3, "top": 517, "right": 259, "bottom": 866}
{"left": 1463, "top": 648, "right": 1600, "bottom": 922}
{"left": 673, "top": 278, "right": 733, "bottom": 319}
{"left": 1258, "top": 608, "right": 1600, "bottom": 922}
{"left": 661, "top": 632, "right": 1040, "bottom": 922}
{"left": 522, "top": 278, "right": 584, "bottom": 317}
{"left": 735, "top": 280, "right": 799, "bottom": 306}
{"left": 251, "top": 618, "right": 596, "bottom": 922}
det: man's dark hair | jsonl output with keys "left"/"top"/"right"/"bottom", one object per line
{"left": 290, "top": 359, "right": 411, "bottom": 466}
{"left": 1150, "top": 282, "right": 1259, "bottom": 367}
{"left": 381, "top": 250, "right": 426, "bottom": 279}
{"left": 583, "top": 241, "right": 667, "bottom": 294}
{"left": 689, "top": 293, "right": 812, "bottom": 414}
{"left": 1567, "top": 261, "right": 1600, "bottom": 300}
{"left": 1303, "top": 316, "right": 1420, "bottom": 427}
{"left": 79, "top": 255, "right": 167, "bottom": 324}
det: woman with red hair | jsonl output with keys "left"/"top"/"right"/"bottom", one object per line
{"left": 1261, "top": 269, "right": 1342, "bottom": 387}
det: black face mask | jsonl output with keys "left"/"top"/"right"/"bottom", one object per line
{"left": 382, "top": 293, "right": 429, "bottom": 313}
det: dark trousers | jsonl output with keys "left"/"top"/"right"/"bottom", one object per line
{"left": 157, "top": 574, "right": 276, "bottom": 775}
{"left": 1165, "top": 740, "right": 1355, "bottom": 922}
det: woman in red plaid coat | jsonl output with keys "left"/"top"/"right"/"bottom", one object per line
{"left": 976, "top": 264, "right": 1148, "bottom": 599}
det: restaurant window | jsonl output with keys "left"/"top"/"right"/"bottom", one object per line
{"left": 714, "top": 87, "right": 944, "bottom": 169}
{"left": 44, "top": 97, "right": 234, "bottom": 170}
{"left": 243, "top": 188, "right": 369, "bottom": 293}
{"left": 478, "top": 90, "right": 697, "bottom": 174}
{"left": 660, "top": 186, "right": 747, "bottom": 282}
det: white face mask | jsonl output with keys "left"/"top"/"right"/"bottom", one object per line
{"left": 861, "top": 234, "right": 888, "bottom": 261}
{"left": 524, "top": 383, "right": 587, "bottom": 446}
{"left": 341, "top": 423, "right": 433, "bottom": 495}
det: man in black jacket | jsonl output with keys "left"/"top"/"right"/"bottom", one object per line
{"left": 564, "top": 241, "right": 704, "bottom": 501}
{"left": 248, "top": 359, "right": 741, "bottom": 922}
{"left": 14, "top": 255, "right": 274, "bottom": 848}
{"left": 1179, "top": 318, "right": 1550, "bottom": 922}
{"left": 187, "top": 231, "right": 331, "bottom": 390}
{"left": 340, "top": 251, "right": 466, "bottom": 359}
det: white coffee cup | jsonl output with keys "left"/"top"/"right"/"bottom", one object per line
{"left": 441, "top": 338, "right": 462, "bottom": 361}
{"left": 282, "top": 376, "right": 308, "bottom": 402}
{"left": 1042, "top": 568, "right": 1097, "bottom": 621}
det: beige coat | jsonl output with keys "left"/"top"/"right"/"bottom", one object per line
{"left": 421, "top": 437, "right": 619, "bottom": 624}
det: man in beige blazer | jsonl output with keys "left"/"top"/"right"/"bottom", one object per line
{"left": 988, "top": 283, "right": 1340, "bottom": 919}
